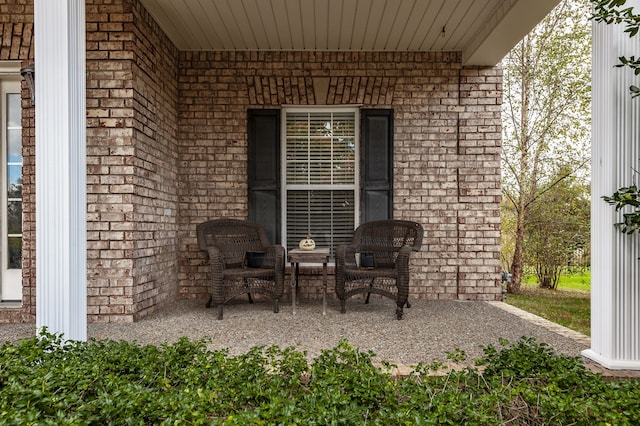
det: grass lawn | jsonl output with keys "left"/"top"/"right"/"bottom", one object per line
{"left": 522, "top": 271, "right": 591, "bottom": 292}
{"left": 506, "top": 272, "right": 591, "bottom": 336}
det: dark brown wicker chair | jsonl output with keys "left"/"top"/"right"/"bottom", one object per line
{"left": 197, "top": 219, "right": 285, "bottom": 319}
{"left": 335, "top": 220, "right": 424, "bottom": 319}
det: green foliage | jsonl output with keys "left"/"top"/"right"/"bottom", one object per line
{"left": 525, "top": 170, "right": 590, "bottom": 288}
{"left": 591, "top": 0, "right": 640, "bottom": 96}
{"left": 602, "top": 184, "right": 640, "bottom": 234}
{"left": 1, "top": 333, "right": 639, "bottom": 424}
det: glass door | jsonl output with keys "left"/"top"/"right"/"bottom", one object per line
{"left": 1, "top": 79, "right": 22, "bottom": 301}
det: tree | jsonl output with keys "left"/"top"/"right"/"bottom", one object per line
{"left": 525, "top": 169, "right": 590, "bottom": 289}
{"left": 500, "top": 198, "right": 517, "bottom": 273}
{"left": 501, "top": 0, "right": 592, "bottom": 293}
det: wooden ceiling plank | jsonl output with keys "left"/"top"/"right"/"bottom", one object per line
{"left": 199, "top": 0, "right": 236, "bottom": 49}
{"left": 255, "top": 0, "right": 284, "bottom": 49}
{"left": 382, "top": 0, "right": 417, "bottom": 50}
{"left": 326, "top": 0, "right": 342, "bottom": 50}
{"left": 361, "top": 0, "right": 387, "bottom": 50}
{"left": 423, "top": 0, "right": 464, "bottom": 51}
{"left": 147, "top": 0, "right": 191, "bottom": 50}
{"left": 299, "top": 0, "right": 316, "bottom": 49}
{"left": 139, "top": 0, "right": 553, "bottom": 65}
{"left": 284, "top": 0, "right": 305, "bottom": 50}
{"left": 372, "top": 0, "right": 404, "bottom": 50}
{"left": 188, "top": 0, "right": 224, "bottom": 50}
{"left": 269, "top": 0, "right": 293, "bottom": 50}
{"left": 395, "top": 0, "right": 438, "bottom": 51}
{"left": 440, "top": 0, "right": 501, "bottom": 51}
{"left": 240, "top": 0, "right": 269, "bottom": 49}
{"left": 350, "top": 0, "right": 372, "bottom": 50}
{"left": 315, "top": 0, "right": 330, "bottom": 50}
{"left": 213, "top": 0, "right": 253, "bottom": 49}
{"left": 338, "top": 0, "right": 358, "bottom": 50}
{"left": 407, "top": 0, "right": 455, "bottom": 50}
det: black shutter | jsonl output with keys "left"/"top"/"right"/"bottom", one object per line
{"left": 248, "top": 109, "right": 281, "bottom": 243}
{"left": 360, "top": 109, "right": 393, "bottom": 223}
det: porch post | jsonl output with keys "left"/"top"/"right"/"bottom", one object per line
{"left": 583, "top": 0, "right": 640, "bottom": 370}
{"left": 34, "top": 0, "right": 87, "bottom": 341}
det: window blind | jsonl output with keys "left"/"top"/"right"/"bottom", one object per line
{"left": 286, "top": 190, "right": 355, "bottom": 252}
{"left": 284, "top": 110, "right": 357, "bottom": 254}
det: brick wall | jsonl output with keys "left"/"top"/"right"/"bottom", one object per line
{"left": 1, "top": 0, "right": 180, "bottom": 324}
{"left": 129, "top": 1, "right": 179, "bottom": 318}
{"left": 177, "top": 51, "right": 503, "bottom": 303}
{"left": 20, "top": 70, "right": 34, "bottom": 322}
{"left": 85, "top": 0, "right": 179, "bottom": 322}
{"left": 0, "top": 0, "right": 32, "bottom": 61}
{"left": 86, "top": 0, "right": 136, "bottom": 322}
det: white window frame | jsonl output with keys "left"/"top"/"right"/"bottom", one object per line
{"left": 0, "top": 62, "right": 22, "bottom": 301}
{"left": 281, "top": 106, "right": 360, "bottom": 255}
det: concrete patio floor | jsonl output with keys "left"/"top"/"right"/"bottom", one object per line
{"left": 0, "top": 297, "right": 637, "bottom": 379}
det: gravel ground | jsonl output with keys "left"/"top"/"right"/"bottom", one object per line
{"left": 0, "top": 298, "right": 589, "bottom": 366}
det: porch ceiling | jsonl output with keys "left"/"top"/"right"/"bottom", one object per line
{"left": 139, "top": 0, "right": 561, "bottom": 66}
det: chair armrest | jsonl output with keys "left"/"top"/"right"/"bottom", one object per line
{"left": 262, "top": 244, "right": 285, "bottom": 270}
{"left": 206, "top": 246, "right": 225, "bottom": 272}
{"left": 394, "top": 244, "right": 414, "bottom": 270}
{"left": 336, "top": 244, "right": 358, "bottom": 270}
{"left": 264, "top": 244, "right": 285, "bottom": 296}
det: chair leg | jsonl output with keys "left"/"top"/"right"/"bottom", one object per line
{"left": 340, "top": 299, "right": 347, "bottom": 314}
{"left": 396, "top": 305, "right": 404, "bottom": 320}
{"left": 406, "top": 300, "right": 411, "bottom": 308}
{"left": 244, "top": 279, "right": 254, "bottom": 303}
{"left": 217, "top": 305, "right": 224, "bottom": 320}
{"left": 273, "top": 298, "right": 280, "bottom": 313}
{"left": 364, "top": 278, "right": 375, "bottom": 304}
{"left": 206, "top": 295, "right": 213, "bottom": 308}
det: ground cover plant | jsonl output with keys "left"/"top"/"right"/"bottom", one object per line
{"left": 1, "top": 333, "right": 638, "bottom": 424}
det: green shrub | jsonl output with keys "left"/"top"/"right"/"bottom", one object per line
{"left": 0, "top": 332, "right": 638, "bottom": 425}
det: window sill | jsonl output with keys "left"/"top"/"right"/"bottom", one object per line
{"left": 0, "top": 301, "right": 21, "bottom": 309}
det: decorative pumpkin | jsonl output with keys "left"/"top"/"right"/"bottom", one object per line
{"left": 299, "top": 235, "right": 316, "bottom": 251}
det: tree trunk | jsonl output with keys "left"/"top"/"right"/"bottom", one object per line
{"left": 537, "top": 263, "right": 561, "bottom": 290}
{"left": 508, "top": 39, "right": 530, "bottom": 295}
{"left": 509, "top": 206, "right": 525, "bottom": 293}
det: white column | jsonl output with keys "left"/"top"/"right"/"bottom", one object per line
{"left": 34, "top": 0, "right": 87, "bottom": 341}
{"left": 583, "top": 0, "right": 640, "bottom": 370}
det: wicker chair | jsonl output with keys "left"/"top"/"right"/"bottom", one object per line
{"left": 197, "top": 219, "right": 285, "bottom": 319}
{"left": 335, "top": 220, "right": 424, "bottom": 319}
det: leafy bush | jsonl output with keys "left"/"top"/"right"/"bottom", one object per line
{"left": 0, "top": 332, "right": 638, "bottom": 425}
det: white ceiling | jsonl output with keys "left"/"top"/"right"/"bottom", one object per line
{"left": 139, "top": 0, "right": 561, "bottom": 66}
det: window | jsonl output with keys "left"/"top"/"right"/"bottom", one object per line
{"left": 0, "top": 70, "right": 22, "bottom": 301}
{"left": 5, "top": 91, "right": 22, "bottom": 269}
{"left": 282, "top": 108, "right": 358, "bottom": 254}
{"left": 248, "top": 108, "right": 393, "bottom": 254}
